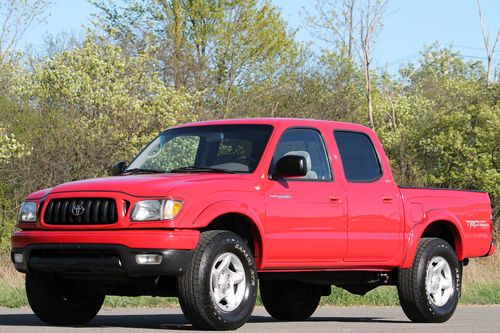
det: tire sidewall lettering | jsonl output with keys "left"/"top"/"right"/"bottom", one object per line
{"left": 203, "top": 235, "right": 257, "bottom": 326}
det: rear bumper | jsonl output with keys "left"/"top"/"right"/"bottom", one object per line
{"left": 11, "top": 229, "right": 199, "bottom": 277}
{"left": 485, "top": 239, "right": 496, "bottom": 257}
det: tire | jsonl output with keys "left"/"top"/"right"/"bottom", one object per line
{"left": 397, "top": 238, "right": 461, "bottom": 323}
{"left": 260, "top": 279, "right": 321, "bottom": 321}
{"left": 177, "top": 230, "right": 257, "bottom": 330}
{"left": 26, "top": 272, "right": 104, "bottom": 325}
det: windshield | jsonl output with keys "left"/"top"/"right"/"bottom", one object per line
{"left": 126, "top": 124, "right": 274, "bottom": 174}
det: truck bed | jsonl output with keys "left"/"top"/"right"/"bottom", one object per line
{"left": 399, "top": 186, "right": 493, "bottom": 259}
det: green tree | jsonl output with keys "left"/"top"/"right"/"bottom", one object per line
{"left": 91, "top": 0, "right": 300, "bottom": 117}
{"left": 0, "top": 0, "right": 53, "bottom": 93}
{"left": 304, "top": 0, "right": 389, "bottom": 129}
{"left": 228, "top": 49, "right": 366, "bottom": 121}
{"left": 15, "top": 37, "right": 195, "bottom": 163}
{"left": 0, "top": 38, "right": 196, "bottom": 248}
{"left": 0, "top": 127, "right": 30, "bottom": 162}
{"left": 376, "top": 46, "right": 499, "bottom": 220}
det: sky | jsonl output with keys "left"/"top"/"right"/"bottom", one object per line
{"left": 15, "top": 0, "right": 500, "bottom": 72}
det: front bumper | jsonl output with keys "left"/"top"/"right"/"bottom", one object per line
{"left": 11, "top": 229, "right": 199, "bottom": 277}
{"left": 11, "top": 229, "right": 199, "bottom": 249}
{"left": 11, "top": 244, "right": 192, "bottom": 276}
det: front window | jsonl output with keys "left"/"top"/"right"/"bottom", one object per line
{"left": 270, "top": 128, "right": 332, "bottom": 181}
{"left": 126, "top": 125, "right": 273, "bottom": 174}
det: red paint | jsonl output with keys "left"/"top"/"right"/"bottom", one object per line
{"left": 13, "top": 118, "right": 495, "bottom": 271}
{"left": 11, "top": 229, "right": 199, "bottom": 249}
{"left": 486, "top": 242, "right": 496, "bottom": 256}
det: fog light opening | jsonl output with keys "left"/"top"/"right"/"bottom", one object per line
{"left": 13, "top": 253, "right": 24, "bottom": 264}
{"left": 135, "top": 254, "right": 163, "bottom": 265}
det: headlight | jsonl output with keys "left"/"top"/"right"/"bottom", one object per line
{"left": 19, "top": 202, "right": 37, "bottom": 222}
{"left": 131, "top": 199, "right": 183, "bottom": 221}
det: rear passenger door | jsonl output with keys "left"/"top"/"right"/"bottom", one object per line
{"left": 333, "top": 130, "right": 402, "bottom": 262}
{"left": 263, "top": 128, "right": 347, "bottom": 268}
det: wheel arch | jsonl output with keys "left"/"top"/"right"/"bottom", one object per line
{"left": 401, "top": 210, "right": 465, "bottom": 268}
{"left": 193, "top": 201, "right": 265, "bottom": 268}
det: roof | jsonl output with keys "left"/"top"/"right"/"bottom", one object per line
{"left": 174, "top": 117, "right": 372, "bottom": 132}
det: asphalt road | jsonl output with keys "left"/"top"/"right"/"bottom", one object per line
{"left": 0, "top": 306, "right": 499, "bottom": 333}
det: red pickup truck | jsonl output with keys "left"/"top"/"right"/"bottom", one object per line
{"left": 12, "top": 118, "right": 495, "bottom": 330}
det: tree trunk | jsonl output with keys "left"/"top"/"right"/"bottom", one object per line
{"left": 363, "top": 48, "right": 375, "bottom": 130}
{"left": 477, "top": 0, "right": 500, "bottom": 83}
{"left": 365, "top": 70, "right": 374, "bottom": 130}
{"left": 347, "top": 0, "right": 355, "bottom": 61}
{"left": 172, "top": 0, "right": 183, "bottom": 89}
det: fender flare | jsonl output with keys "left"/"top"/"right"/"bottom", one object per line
{"left": 192, "top": 200, "right": 265, "bottom": 263}
{"left": 401, "top": 209, "right": 465, "bottom": 268}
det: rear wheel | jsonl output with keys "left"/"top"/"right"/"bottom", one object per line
{"left": 26, "top": 272, "right": 104, "bottom": 325}
{"left": 260, "top": 279, "right": 321, "bottom": 321}
{"left": 397, "top": 238, "right": 461, "bottom": 323}
{"left": 177, "top": 230, "right": 257, "bottom": 330}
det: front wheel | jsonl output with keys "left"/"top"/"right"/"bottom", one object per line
{"left": 177, "top": 230, "right": 257, "bottom": 330}
{"left": 397, "top": 238, "right": 461, "bottom": 323}
{"left": 26, "top": 272, "right": 104, "bottom": 325}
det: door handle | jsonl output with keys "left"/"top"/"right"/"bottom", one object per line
{"left": 382, "top": 195, "right": 394, "bottom": 203}
{"left": 329, "top": 196, "right": 342, "bottom": 203}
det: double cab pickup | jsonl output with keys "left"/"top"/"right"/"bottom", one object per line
{"left": 12, "top": 118, "right": 496, "bottom": 330}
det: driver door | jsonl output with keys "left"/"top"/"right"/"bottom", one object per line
{"left": 263, "top": 127, "right": 347, "bottom": 268}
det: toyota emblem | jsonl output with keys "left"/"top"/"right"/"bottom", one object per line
{"left": 71, "top": 204, "right": 86, "bottom": 216}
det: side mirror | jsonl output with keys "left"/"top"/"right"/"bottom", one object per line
{"left": 272, "top": 155, "right": 307, "bottom": 180}
{"left": 110, "top": 161, "right": 127, "bottom": 176}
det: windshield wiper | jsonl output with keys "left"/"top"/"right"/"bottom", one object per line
{"left": 122, "top": 168, "right": 165, "bottom": 175}
{"left": 169, "top": 166, "right": 235, "bottom": 174}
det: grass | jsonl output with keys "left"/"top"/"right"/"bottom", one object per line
{"left": 1, "top": 252, "right": 499, "bottom": 308}
{"left": 460, "top": 251, "right": 500, "bottom": 305}
{"left": 0, "top": 279, "right": 26, "bottom": 308}
{"left": 104, "top": 296, "right": 178, "bottom": 308}
{"left": 321, "top": 286, "right": 399, "bottom": 306}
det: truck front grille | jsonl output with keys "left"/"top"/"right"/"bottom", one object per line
{"left": 44, "top": 198, "right": 118, "bottom": 225}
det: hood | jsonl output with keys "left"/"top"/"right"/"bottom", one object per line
{"left": 49, "top": 173, "right": 241, "bottom": 197}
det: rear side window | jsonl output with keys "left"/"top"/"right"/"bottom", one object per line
{"left": 334, "top": 131, "right": 382, "bottom": 182}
